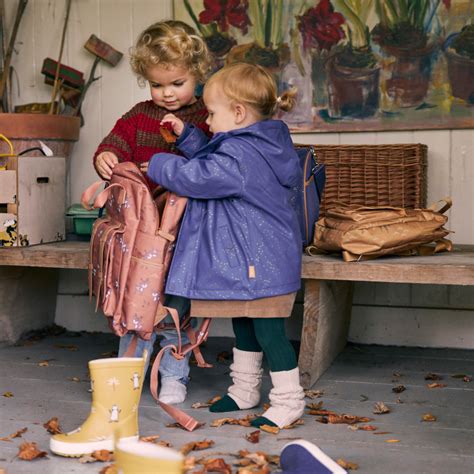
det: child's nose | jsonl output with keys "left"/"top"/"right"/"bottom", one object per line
{"left": 163, "top": 86, "right": 173, "bottom": 97}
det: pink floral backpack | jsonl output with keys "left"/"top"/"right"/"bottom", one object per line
{"left": 81, "top": 162, "right": 210, "bottom": 430}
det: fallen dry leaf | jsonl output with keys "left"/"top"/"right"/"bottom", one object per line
{"left": 192, "top": 396, "right": 222, "bottom": 409}
{"left": 283, "top": 419, "right": 304, "bottom": 429}
{"left": 68, "top": 377, "right": 81, "bottom": 383}
{"left": 337, "top": 458, "right": 359, "bottom": 470}
{"left": 306, "top": 401, "right": 323, "bottom": 410}
{"left": 308, "top": 409, "right": 338, "bottom": 416}
{"left": 463, "top": 376, "right": 472, "bottom": 383}
{"left": 318, "top": 414, "right": 372, "bottom": 425}
{"left": 238, "top": 466, "right": 270, "bottom": 474}
{"left": 100, "top": 351, "right": 118, "bottom": 358}
{"left": 200, "top": 457, "right": 232, "bottom": 473}
{"left": 54, "top": 344, "right": 79, "bottom": 351}
{"left": 157, "top": 440, "right": 173, "bottom": 448}
{"left": 421, "top": 413, "right": 437, "bottom": 422}
{"left": 373, "top": 431, "right": 393, "bottom": 435}
{"left": 139, "top": 435, "right": 160, "bottom": 443}
{"left": 373, "top": 402, "right": 391, "bottom": 414}
{"left": 392, "top": 372, "right": 402, "bottom": 377}
{"left": 259, "top": 425, "right": 280, "bottom": 434}
{"left": 2, "top": 392, "right": 13, "bottom": 398}
{"left": 426, "top": 383, "right": 447, "bottom": 389}
{"left": 92, "top": 450, "right": 114, "bottom": 462}
{"left": 17, "top": 441, "right": 48, "bottom": 460}
{"left": 79, "top": 454, "right": 98, "bottom": 463}
{"left": 385, "top": 439, "right": 400, "bottom": 443}
{"left": 184, "top": 456, "right": 197, "bottom": 471}
{"left": 358, "top": 425, "right": 378, "bottom": 431}
{"left": 166, "top": 421, "right": 205, "bottom": 430}
{"left": 0, "top": 427, "right": 27, "bottom": 442}
{"left": 43, "top": 417, "right": 62, "bottom": 434}
{"left": 246, "top": 430, "right": 260, "bottom": 444}
{"left": 99, "top": 464, "right": 118, "bottom": 474}
{"left": 216, "top": 351, "right": 232, "bottom": 363}
{"left": 38, "top": 360, "right": 50, "bottom": 367}
{"left": 425, "top": 372, "right": 442, "bottom": 380}
{"left": 304, "top": 389, "right": 324, "bottom": 398}
{"left": 180, "top": 439, "right": 215, "bottom": 456}
{"left": 392, "top": 385, "right": 406, "bottom": 393}
{"left": 359, "top": 394, "right": 369, "bottom": 402}
{"left": 210, "top": 416, "right": 254, "bottom": 428}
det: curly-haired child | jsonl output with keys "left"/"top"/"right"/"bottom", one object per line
{"left": 92, "top": 20, "right": 212, "bottom": 405}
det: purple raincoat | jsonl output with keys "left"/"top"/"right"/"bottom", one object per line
{"left": 147, "top": 119, "right": 302, "bottom": 300}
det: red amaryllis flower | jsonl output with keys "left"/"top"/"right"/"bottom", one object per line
{"left": 297, "top": 0, "right": 345, "bottom": 52}
{"left": 199, "top": 0, "right": 251, "bottom": 34}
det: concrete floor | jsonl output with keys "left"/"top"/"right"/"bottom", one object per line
{"left": 1, "top": 329, "right": 473, "bottom": 473}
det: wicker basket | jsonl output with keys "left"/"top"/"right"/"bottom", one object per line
{"left": 296, "top": 144, "right": 427, "bottom": 217}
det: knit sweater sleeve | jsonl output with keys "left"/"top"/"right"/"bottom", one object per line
{"left": 93, "top": 105, "right": 140, "bottom": 169}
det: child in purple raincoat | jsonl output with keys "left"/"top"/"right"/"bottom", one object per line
{"left": 145, "top": 62, "right": 305, "bottom": 428}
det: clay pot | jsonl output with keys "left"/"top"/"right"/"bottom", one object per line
{"left": 0, "top": 113, "right": 80, "bottom": 157}
{"left": 445, "top": 48, "right": 474, "bottom": 103}
{"left": 326, "top": 57, "right": 380, "bottom": 119}
{"left": 382, "top": 43, "right": 436, "bottom": 108}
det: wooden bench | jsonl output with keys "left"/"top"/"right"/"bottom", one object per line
{"left": 1, "top": 242, "right": 473, "bottom": 388}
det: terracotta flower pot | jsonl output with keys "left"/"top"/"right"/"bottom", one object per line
{"left": 326, "top": 57, "right": 380, "bottom": 119}
{"left": 382, "top": 43, "right": 436, "bottom": 108}
{"left": 445, "top": 48, "right": 474, "bottom": 103}
{"left": 0, "top": 113, "right": 80, "bottom": 158}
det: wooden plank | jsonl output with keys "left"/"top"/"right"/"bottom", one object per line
{"left": 302, "top": 248, "right": 474, "bottom": 285}
{"left": 0, "top": 241, "right": 89, "bottom": 268}
{"left": 299, "top": 279, "right": 354, "bottom": 388}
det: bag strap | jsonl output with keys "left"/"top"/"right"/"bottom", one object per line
{"left": 428, "top": 197, "right": 452, "bottom": 215}
{"left": 81, "top": 181, "right": 126, "bottom": 210}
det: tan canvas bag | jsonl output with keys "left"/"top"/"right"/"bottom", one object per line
{"left": 307, "top": 199, "right": 452, "bottom": 262}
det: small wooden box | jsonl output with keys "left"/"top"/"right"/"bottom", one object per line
{"left": 0, "top": 155, "right": 66, "bottom": 246}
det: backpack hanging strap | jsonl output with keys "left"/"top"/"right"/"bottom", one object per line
{"left": 81, "top": 180, "right": 126, "bottom": 210}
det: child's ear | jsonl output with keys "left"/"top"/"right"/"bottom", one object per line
{"left": 234, "top": 103, "right": 247, "bottom": 124}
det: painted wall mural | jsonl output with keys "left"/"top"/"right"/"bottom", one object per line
{"left": 174, "top": 0, "right": 473, "bottom": 132}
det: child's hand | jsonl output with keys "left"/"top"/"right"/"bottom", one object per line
{"left": 139, "top": 161, "right": 149, "bottom": 174}
{"left": 95, "top": 152, "right": 119, "bottom": 180}
{"left": 161, "top": 114, "right": 185, "bottom": 137}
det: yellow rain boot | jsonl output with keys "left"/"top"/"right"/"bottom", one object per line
{"left": 115, "top": 438, "right": 184, "bottom": 473}
{"left": 50, "top": 353, "right": 146, "bottom": 457}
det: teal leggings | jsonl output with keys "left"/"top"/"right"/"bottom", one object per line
{"left": 232, "top": 317, "right": 297, "bottom": 372}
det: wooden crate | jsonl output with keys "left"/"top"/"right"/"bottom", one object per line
{"left": 0, "top": 155, "right": 66, "bottom": 247}
{"left": 296, "top": 144, "right": 427, "bottom": 217}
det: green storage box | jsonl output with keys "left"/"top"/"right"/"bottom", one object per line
{"left": 66, "top": 204, "right": 101, "bottom": 235}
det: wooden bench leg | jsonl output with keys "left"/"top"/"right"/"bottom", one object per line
{"left": 0, "top": 267, "right": 59, "bottom": 343}
{"left": 298, "top": 279, "right": 354, "bottom": 389}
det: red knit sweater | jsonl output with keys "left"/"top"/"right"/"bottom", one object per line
{"left": 93, "top": 98, "right": 209, "bottom": 186}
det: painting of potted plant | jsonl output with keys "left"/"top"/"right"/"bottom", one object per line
{"left": 324, "top": 0, "right": 380, "bottom": 119}
{"left": 372, "top": 0, "right": 451, "bottom": 108}
{"left": 225, "top": 0, "right": 291, "bottom": 73}
{"left": 183, "top": 0, "right": 251, "bottom": 68}
{"left": 444, "top": 24, "right": 474, "bottom": 103}
{"left": 295, "top": 0, "right": 346, "bottom": 114}
{"left": 175, "top": 0, "right": 473, "bottom": 132}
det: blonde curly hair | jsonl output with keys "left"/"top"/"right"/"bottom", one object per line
{"left": 205, "top": 62, "right": 297, "bottom": 119}
{"left": 130, "top": 20, "right": 212, "bottom": 85}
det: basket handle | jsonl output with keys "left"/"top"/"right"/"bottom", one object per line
{"left": 0, "top": 134, "right": 15, "bottom": 158}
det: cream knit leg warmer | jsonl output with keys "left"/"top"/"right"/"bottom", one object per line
{"left": 227, "top": 348, "right": 264, "bottom": 409}
{"left": 260, "top": 367, "right": 305, "bottom": 428}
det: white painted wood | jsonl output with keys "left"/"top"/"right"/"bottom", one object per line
{"left": 350, "top": 305, "right": 474, "bottom": 348}
{"left": 0, "top": 170, "right": 16, "bottom": 203}
{"left": 449, "top": 130, "right": 473, "bottom": 245}
{"left": 17, "top": 156, "right": 66, "bottom": 245}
